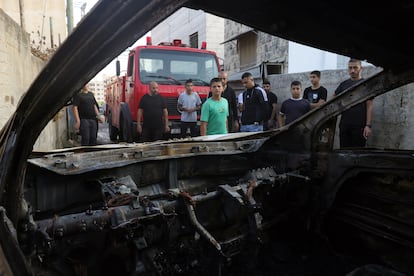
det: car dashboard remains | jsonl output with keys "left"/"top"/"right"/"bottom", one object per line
{"left": 17, "top": 135, "right": 414, "bottom": 275}
{"left": 21, "top": 139, "right": 314, "bottom": 275}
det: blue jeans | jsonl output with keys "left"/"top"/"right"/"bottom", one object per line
{"left": 240, "top": 124, "right": 263, "bottom": 132}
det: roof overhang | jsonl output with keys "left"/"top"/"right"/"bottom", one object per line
{"left": 220, "top": 29, "right": 256, "bottom": 44}
{"left": 228, "top": 64, "right": 262, "bottom": 82}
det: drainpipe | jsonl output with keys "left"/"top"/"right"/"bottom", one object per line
{"left": 19, "top": 0, "right": 25, "bottom": 30}
{"left": 49, "top": 17, "right": 54, "bottom": 48}
{"left": 66, "top": 0, "right": 74, "bottom": 142}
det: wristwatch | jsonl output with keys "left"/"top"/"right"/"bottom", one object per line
{"left": 365, "top": 124, "right": 372, "bottom": 128}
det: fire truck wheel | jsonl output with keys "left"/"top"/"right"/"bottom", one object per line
{"left": 119, "top": 111, "right": 133, "bottom": 143}
{"left": 108, "top": 113, "right": 119, "bottom": 141}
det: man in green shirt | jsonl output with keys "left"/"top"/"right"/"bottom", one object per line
{"left": 200, "top": 78, "right": 229, "bottom": 135}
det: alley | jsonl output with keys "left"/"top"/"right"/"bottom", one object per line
{"left": 97, "top": 121, "right": 113, "bottom": 145}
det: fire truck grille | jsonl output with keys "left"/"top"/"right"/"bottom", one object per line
{"left": 166, "top": 96, "right": 207, "bottom": 118}
{"left": 166, "top": 98, "right": 180, "bottom": 116}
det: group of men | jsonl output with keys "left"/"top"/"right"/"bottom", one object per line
{"left": 202, "top": 58, "right": 372, "bottom": 148}
{"left": 73, "top": 58, "right": 372, "bottom": 148}
{"left": 277, "top": 58, "right": 373, "bottom": 148}
{"left": 277, "top": 70, "right": 328, "bottom": 128}
{"left": 135, "top": 76, "right": 230, "bottom": 141}
{"left": 178, "top": 71, "right": 278, "bottom": 137}
{"left": 133, "top": 58, "right": 373, "bottom": 148}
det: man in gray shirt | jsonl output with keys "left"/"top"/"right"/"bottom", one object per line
{"left": 177, "top": 79, "right": 202, "bottom": 137}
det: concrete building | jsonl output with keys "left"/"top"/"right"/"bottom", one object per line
{"left": 151, "top": 9, "right": 351, "bottom": 77}
{"left": 88, "top": 80, "right": 105, "bottom": 105}
{"left": 151, "top": 7, "right": 225, "bottom": 65}
{"left": 222, "top": 21, "right": 355, "bottom": 76}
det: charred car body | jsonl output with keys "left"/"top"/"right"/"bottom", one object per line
{"left": 0, "top": 0, "right": 414, "bottom": 275}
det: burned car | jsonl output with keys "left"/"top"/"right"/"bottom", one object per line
{"left": 0, "top": 0, "right": 414, "bottom": 275}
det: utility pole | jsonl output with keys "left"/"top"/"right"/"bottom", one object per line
{"left": 80, "top": 2, "right": 87, "bottom": 18}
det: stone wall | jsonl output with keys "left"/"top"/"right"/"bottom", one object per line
{"left": 223, "top": 21, "right": 289, "bottom": 73}
{"left": 0, "top": 9, "right": 68, "bottom": 151}
{"left": 0, "top": 1, "right": 67, "bottom": 51}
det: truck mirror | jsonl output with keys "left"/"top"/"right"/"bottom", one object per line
{"left": 116, "top": 60, "right": 120, "bottom": 76}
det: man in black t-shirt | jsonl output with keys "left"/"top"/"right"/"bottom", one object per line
{"left": 278, "top": 81, "right": 310, "bottom": 127}
{"left": 72, "top": 84, "right": 102, "bottom": 146}
{"left": 333, "top": 59, "right": 373, "bottom": 148}
{"left": 303, "top": 70, "right": 328, "bottom": 109}
{"left": 219, "top": 71, "right": 239, "bottom": 132}
{"left": 262, "top": 79, "right": 278, "bottom": 130}
{"left": 137, "top": 81, "right": 170, "bottom": 142}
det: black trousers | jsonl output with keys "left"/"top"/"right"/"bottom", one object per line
{"left": 339, "top": 125, "right": 366, "bottom": 148}
{"left": 141, "top": 127, "right": 163, "bottom": 142}
{"left": 180, "top": 121, "right": 197, "bottom": 137}
{"left": 80, "top": 118, "right": 98, "bottom": 146}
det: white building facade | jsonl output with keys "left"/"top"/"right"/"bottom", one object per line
{"left": 151, "top": 7, "right": 225, "bottom": 65}
{"left": 287, "top": 42, "right": 349, "bottom": 73}
{"left": 88, "top": 80, "right": 105, "bottom": 105}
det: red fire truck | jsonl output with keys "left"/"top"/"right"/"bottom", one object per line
{"left": 105, "top": 37, "right": 221, "bottom": 142}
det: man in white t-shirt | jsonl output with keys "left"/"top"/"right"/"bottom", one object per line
{"left": 237, "top": 92, "right": 243, "bottom": 127}
{"left": 177, "top": 79, "right": 202, "bottom": 137}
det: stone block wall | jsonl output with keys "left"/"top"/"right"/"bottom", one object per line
{"left": 0, "top": 0, "right": 67, "bottom": 51}
{"left": 0, "top": 9, "right": 68, "bottom": 151}
{"left": 223, "top": 21, "right": 289, "bottom": 73}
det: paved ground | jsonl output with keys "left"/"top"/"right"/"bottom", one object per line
{"left": 97, "top": 121, "right": 113, "bottom": 145}
{"left": 72, "top": 121, "right": 114, "bottom": 147}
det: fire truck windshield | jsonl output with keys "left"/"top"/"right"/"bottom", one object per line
{"left": 138, "top": 48, "right": 219, "bottom": 86}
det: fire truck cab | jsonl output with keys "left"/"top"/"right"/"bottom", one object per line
{"left": 105, "top": 37, "right": 221, "bottom": 142}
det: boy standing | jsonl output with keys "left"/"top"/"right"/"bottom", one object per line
{"left": 278, "top": 81, "right": 311, "bottom": 127}
{"left": 200, "top": 78, "right": 229, "bottom": 135}
{"left": 303, "top": 70, "right": 328, "bottom": 109}
{"left": 177, "top": 79, "right": 202, "bottom": 137}
{"left": 239, "top": 72, "right": 268, "bottom": 132}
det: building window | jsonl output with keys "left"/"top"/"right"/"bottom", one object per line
{"left": 265, "top": 63, "right": 283, "bottom": 75}
{"left": 238, "top": 32, "right": 257, "bottom": 69}
{"left": 127, "top": 54, "right": 135, "bottom": 77}
{"left": 189, "top": 32, "right": 198, "bottom": 48}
